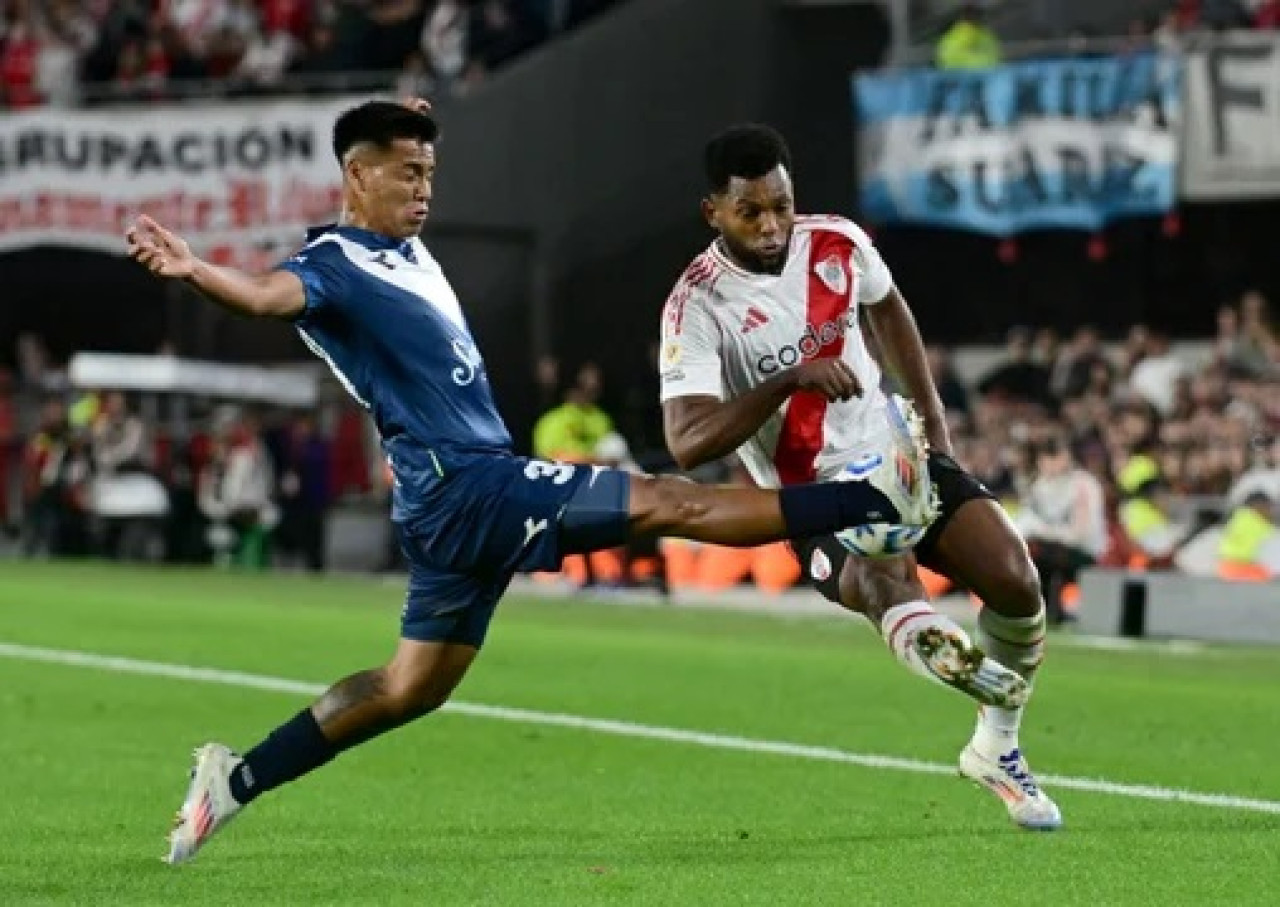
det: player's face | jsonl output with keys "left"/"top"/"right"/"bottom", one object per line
{"left": 704, "top": 166, "right": 795, "bottom": 274}
{"left": 348, "top": 139, "right": 435, "bottom": 238}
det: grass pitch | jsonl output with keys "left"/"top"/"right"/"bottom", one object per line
{"left": 0, "top": 562, "right": 1276, "bottom": 905}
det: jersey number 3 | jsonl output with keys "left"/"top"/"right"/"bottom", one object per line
{"left": 524, "top": 460, "right": 576, "bottom": 485}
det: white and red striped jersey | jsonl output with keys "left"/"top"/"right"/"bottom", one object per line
{"left": 659, "top": 215, "right": 896, "bottom": 488}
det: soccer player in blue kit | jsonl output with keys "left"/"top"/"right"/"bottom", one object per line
{"left": 126, "top": 99, "right": 939, "bottom": 864}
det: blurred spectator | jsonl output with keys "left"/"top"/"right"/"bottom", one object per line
{"left": 395, "top": 47, "right": 434, "bottom": 99}
{"left": 1016, "top": 436, "right": 1108, "bottom": 623}
{"left": 958, "top": 435, "right": 1016, "bottom": 501}
{"left": 533, "top": 362, "right": 614, "bottom": 462}
{"left": 0, "top": 0, "right": 625, "bottom": 108}
{"left": 1032, "top": 327, "right": 1060, "bottom": 372}
{"left": 91, "top": 391, "right": 150, "bottom": 476}
{"left": 36, "top": 1, "right": 86, "bottom": 107}
{"left": 1257, "top": 0, "right": 1280, "bottom": 29}
{"left": 1112, "top": 398, "right": 1162, "bottom": 493}
{"left": 287, "top": 19, "right": 342, "bottom": 87}
{"left": 232, "top": 19, "right": 297, "bottom": 90}
{"left": 274, "top": 414, "right": 333, "bottom": 573}
{"left": 0, "top": 0, "right": 42, "bottom": 108}
{"left": 1120, "top": 16, "right": 1155, "bottom": 54}
{"left": 261, "top": 0, "right": 310, "bottom": 38}
{"left": 329, "top": 405, "right": 372, "bottom": 495}
{"left": 1198, "top": 0, "right": 1252, "bottom": 30}
{"left": 926, "top": 344, "right": 970, "bottom": 417}
{"left": 534, "top": 354, "right": 561, "bottom": 413}
{"left": 360, "top": 0, "right": 426, "bottom": 72}
{"left": 1237, "top": 291, "right": 1279, "bottom": 374}
{"left": 1228, "top": 437, "right": 1280, "bottom": 509}
{"left": 14, "top": 334, "right": 50, "bottom": 391}
{"left": 1051, "top": 325, "right": 1112, "bottom": 400}
{"left": 935, "top": 4, "right": 1001, "bottom": 70}
{"left": 1119, "top": 324, "right": 1152, "bottom": 380}
{"left": 1119, "top": 476, "right": 1192, "bottom": 564}
{"left": 199, "top": 409, "right": 278, "bottom": 570}
{"left": 21, "top": 398, "right": 67, "bottom": 554}
{"left": 467, "top": 0, "right": 545, "bottom": 80}
{"left": 1129, "top": 330, "right": 1186, "bottom": 415}
{"left": 1216, "top": 490, "right": 1278, "bottom": 580}
{"left": 162, "top": 418, "right": 214, "bottom": 564}
{"left": 420, "top": 0, "right": 469, "bottom": 87}
{"left": 976, "top": 326, "right": 1053, "bottom": 411}
{"left": 22, "top": 399, "right": 93, "bottom": 558}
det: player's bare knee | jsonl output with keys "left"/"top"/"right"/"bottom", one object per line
{"left": 383, "top": 678, "right": 447, "bottom": 721}
{"left": 982, "top": 554, "right": 1045, "bottom": 618}
{"left": 383, "top": 665, "right": 450, "bottom": 720}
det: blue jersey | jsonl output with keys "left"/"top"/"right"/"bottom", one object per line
{"left": 279, "top": 225, "right": 513, "bottom": 524}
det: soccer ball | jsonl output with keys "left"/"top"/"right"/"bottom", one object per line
{"left": 835, "top": 521, "right": 928, "bottom": 559}
{"left": 831, "top": 452, "right": 929, "bottom": 559}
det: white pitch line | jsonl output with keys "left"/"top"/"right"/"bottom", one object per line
{"left": 3, "top": 641, "right": 1279, "bottom": 817}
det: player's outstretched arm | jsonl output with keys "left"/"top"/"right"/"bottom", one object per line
{"left": 864, "top": 286, "right": 951, "bottom": 456}
{"left": 126, "top": 215, "right": 305, "bottom": 320}
{"left": 663, "top": 359, "right": 861, "bottom": 471}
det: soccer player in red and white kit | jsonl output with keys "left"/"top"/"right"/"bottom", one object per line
{"left": 660, "top": 125, "right": 1061, "bottom": 830}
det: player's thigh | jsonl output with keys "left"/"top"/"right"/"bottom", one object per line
{"left": 486, "top": 458, "right": 633, "bottom": 567}
{"left": 794, "top": 535, "right": 925, "bottom": 617}
{"left": 921, "top": 497, "right": 1043, "bottom": 616}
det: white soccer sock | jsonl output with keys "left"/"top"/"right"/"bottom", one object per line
{"left": 880, "top": 600, "right": 971, "bottom": 688}
{"left": 971, "top": 608, "right": 1046, "bottom": 756}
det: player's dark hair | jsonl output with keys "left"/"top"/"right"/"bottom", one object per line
{"left": 704, "top": 124, "right": 792, "bottom": 194}
{"left": 333, "top": 101, "right": 439, "bottom": 162}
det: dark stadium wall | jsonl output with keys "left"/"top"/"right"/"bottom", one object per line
{"left": 426, "top": 0, "right": 891, "bottom": 453}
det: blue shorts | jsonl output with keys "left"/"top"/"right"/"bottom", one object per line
{"left": 395, "top": 455, "right": 631, "bottom": 648}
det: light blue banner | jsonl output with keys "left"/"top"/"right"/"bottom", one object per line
{"left": 854, "top": 54, "right": 1181, "bottom": 235}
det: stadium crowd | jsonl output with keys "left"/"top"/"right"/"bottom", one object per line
{"left": 1, "top": 377, "right": 355, "bottom": 572}
{"left": 0, "top": 0, "right": 628, "bottom": 108}
{"left": 1, "top": 291, "right": 1276, "bottom": 605}
{"left": 936, "top": 0, "right": 1280, "bottom": 69}
{"left": 523, "top": 291, "right": 1280, "bottom": 610}
{"left": 8, "top": 0, "right": 1280, "bottom": 108}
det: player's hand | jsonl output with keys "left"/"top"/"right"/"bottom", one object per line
{"left": 791, "top": 360, "right": 862, "bottom": 402}
{"left": 126, "top": 215, "right": 197, "bottom": 279}
{"left": 400, "top": 96, "right": 432, "bottom": 115}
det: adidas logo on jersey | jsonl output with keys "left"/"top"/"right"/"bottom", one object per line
{"left": 740, "top": 306, "right": 770, "bottom": 333}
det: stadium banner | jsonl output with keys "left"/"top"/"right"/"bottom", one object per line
{"left": 1183, "top": 32, "right": 1280, "bottom": 201}
{"left": 0, "top": 98, "right": 360, "bottom": 268}
{"left": 854, "top": 54, "right": 1180, "bottom": 235}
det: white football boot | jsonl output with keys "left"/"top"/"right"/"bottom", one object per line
{"left": 165, "top": 743, "right": 244, "bottom": 864}
{"left": 865, "top": 393, "right": 941, "bottom": 527}
{"left": 911, "top": 625, "right": 1031, "bottom": 709}
{"left": 959, "top": 744, "right": 1064, "bottom": 830}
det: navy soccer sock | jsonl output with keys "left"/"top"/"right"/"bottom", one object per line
{"left": 778, "top": 481, "right": 898, "bottom": 540}
{"left": 228, "top": 708, "right": 338, "bottom": 805}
